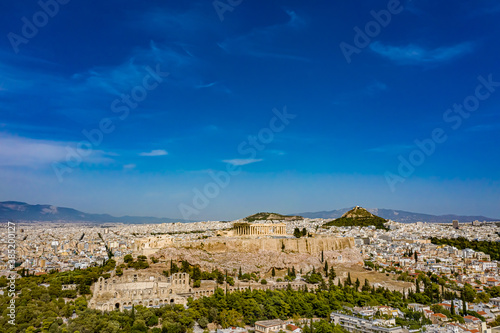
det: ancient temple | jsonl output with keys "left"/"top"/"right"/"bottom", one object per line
{"left": 232, "top": 223, "right": 287, "bottom": 236}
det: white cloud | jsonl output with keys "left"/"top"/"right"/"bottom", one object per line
{"left": 0, "top": 135, "right": 112, "bottom": 167}
{"left": 139, "top": 149, "right": 168, "bottom": 157}
{"left": 223, "top": 158, "right": 263, "bottom": 166}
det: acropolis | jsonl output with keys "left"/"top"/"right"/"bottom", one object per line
{"left": 232, "top": 222, "right": 287, "bottom": 236}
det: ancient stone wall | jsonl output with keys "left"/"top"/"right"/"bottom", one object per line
{"left": 175, "top": 236, "right": 354, "bottom": 255}
{"left": 89, "top": 271, "right": 191, "bottom": 311}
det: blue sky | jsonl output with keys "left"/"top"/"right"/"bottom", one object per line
{"left": 1, "top": 0, "right": 499, "bottom": 220}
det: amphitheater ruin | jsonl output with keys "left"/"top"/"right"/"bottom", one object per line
{"left": 89, "top": 270, "right": 322, "bottom": 312}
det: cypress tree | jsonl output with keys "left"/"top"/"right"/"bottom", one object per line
{"left": 324, "top": 261, "right": 329, "bottom": 277}
{"left": 329, "top": 267, "right": 336, "bottom": 279}
{"left": 462, "top": 290, "right": 467, "bottom": 316}
{"left": 272, "top": 267, "right": 276, "bottom": 277}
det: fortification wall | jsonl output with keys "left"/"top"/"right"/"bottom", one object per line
{"left": 174, "top": 236, "right": 354, "bottom": 254}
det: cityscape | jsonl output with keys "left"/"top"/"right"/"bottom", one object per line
{"left": 1, "top": 1, "right": 500, "bottom": 333}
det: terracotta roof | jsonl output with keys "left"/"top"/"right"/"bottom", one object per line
{"left": 433, "top": 313, "right": 447, "bottom": 318}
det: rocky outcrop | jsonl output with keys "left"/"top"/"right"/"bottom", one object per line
{"left": 341, "top": 206, "right": 374, "bottom": 219}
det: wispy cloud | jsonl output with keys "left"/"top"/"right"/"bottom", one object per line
{"left": 466, "top": 0, "right": 500, "bottom": 18}
{"left": 0, "top": 41, "right": 196, "bottom": 125}
{"left": 223, "top": 158, "right": 263, "bottom": 166}
{"left": 0, "top": 135, "right": 112, "bottom": 167}
{"left": 195, "top": 81, "right": 217, "bottom": 89}
{"left": 366, "top": 81, "right": 388, "bottom": 95}
{"left": 123, "top": 164, "right": 136, "bottom": 169}
{"left": 466, "top": 123, "right": 500, "bottom": 132}
{"left": 332, "top": 80, "right": 388, "bottom": 105}
{"left": 370, "top": 41, "right": 474, "bottom": 64}
{"left": 366, "top": 144, "right": 414, "bottom": 154}
{"left": 139, "top": 149, "right": 168, "bottom": 157}
{"left": 218, "top": 10, "right": 308, "bottom": 62}
{"left": 267, "top": 150, "right": 286, "bottom": 156}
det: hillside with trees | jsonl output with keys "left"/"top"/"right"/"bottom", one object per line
{"left": 243, "top": 212, "right": 302, "bottom": 222}
{"left": 430, "top": 237, "right": 500, "bottom": 261}
{"left": 323, "top": 206, "right": 388, "bottom": 230}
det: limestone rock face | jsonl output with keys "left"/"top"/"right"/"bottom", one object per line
{"left": 341, "top": 206, "right": 374, "bottom": 219}
{"left": 154, "top": 236, "right": 359, "bottom": 275}
{"left": 178, "top": 237, "right": 354, "bottom": 254}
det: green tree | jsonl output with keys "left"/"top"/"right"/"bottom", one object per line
{"left": 226, "top": 276, "right": 235, "bottom": 286}
{"left": 463, "top": 283, "right": 476, "bottom": 303}
{"left": 354, "top": 278, "right": 360, "bottom": 291}
{"left": 362, "top": 279, "right": 371, "bottom": 292}
{"left": 329, "top": 267, "right": 336, "bottom": 280}
{"left": 198, "top": 317, "right": 209, "bottom": 329}
{"left": 219, "top": 309, "right": 244, "bottom": 328}
{"left": 346, "top": 272, "right": 352, "bottom": 286}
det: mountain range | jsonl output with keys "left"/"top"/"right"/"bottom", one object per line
{"left": 0, "top": 201, "right": 183, "bottom": 224}
{"left": 1, "top": 201, "right": 498, "bottom": 224}
{"left": 294, "top": 207, "right": 499, "bottom": 223}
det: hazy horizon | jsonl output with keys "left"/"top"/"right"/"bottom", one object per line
{"left": 1, "top": 1, "right": 499, "bottom": 220}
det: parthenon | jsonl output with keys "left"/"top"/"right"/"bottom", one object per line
{"left": 233, "top": 223, "right": 287, "bottom": 236}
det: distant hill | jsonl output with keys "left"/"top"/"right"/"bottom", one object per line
{"left": 295, "top": 207, "right": 499, "bottom": 223}
{"left": 243, "top": 212, "right": 303, "bottom": 222}
{"left": 0, "top": 201, "right": 185, "bottom": 224}
{"left": 323, "top": 206, "right": 388, "bottom": 230}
